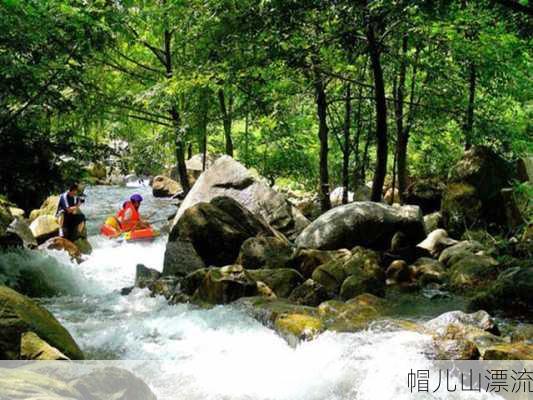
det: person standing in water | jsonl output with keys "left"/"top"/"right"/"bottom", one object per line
{"left": 57, "top": 183, "right": 86, "bottom": 241}
{"left": 116, "top": 194, "right": 149, "bottom": 231}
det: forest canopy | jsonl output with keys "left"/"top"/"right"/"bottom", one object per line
{"left": 0, "top": 0, "right": 531, "bottom": 211}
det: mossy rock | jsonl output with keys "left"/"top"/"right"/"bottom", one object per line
{"left": 441, "top": 183, "right": 482, "bottom": 237}
{"left": 483, "top": 342, "right": 533, "bottom": 360}
{"left": 20, "top": 331, "right": 69, "bottom": 360}
{"left": 247, "top": 268, "right": 303, "bottom": 298}
{"left": 193, "top": 265, "right": 258, "bottom": 304}
{"left": 0, "top": 285, "right": 84, "bottom": 360}
{"left": 448, "top": 254, "right": 499, "bottom": 291}
{"left": 311, "top": 259, "right": 346, "bottom": 294}
{"left": 29, "top": 195, "right": 60, "bottom": 222}
{"left": 274, "top": 313, "right": 323, "bottom": 343}
{"left": 318, "top": 296, "right": 386, "bottom": 332}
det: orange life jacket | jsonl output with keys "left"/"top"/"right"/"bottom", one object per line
{"left": 116, "top": 201, "right": 140, "bottom": 232}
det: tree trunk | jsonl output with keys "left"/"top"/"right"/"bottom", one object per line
{"left": 314, "top": 72, "right": 332, "bottom": 212}
{"left": 361, "top": 121, "right": 372, "bottom": 187}
{"left": 464, "top": 61, "right": 476, "bottom": 150}
{"left": 395, "top": 34, "right": 408, "bottom": 203}
{"left": 163, "top": 29, "right": 190, "bottom": 193}
{"left": 218, "top": 88, "right": 234, "bottom": 157}
{"left": 342, "top": 83, "right": 352, "bottom": 204}
{"left": 199, "top": 88, "right": 209, "bottom": 171}
{"left": 367, "top": 22, "right": 388, "bottom": 202}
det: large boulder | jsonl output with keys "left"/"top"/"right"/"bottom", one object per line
{"left": 168, "top": 196, "right": 277, "bottom": 267}
{"left": 29, "top": 195, "right": 59, "bottom": 222}
{"left": 468, "top": 267, "right": 533, "bottom": 316}
{"left": 443, "top": 146, "right": 512, "bottom": 236}
{"left": 171, "top": 156, "right": 309, "bottom": 240}
{"left": 295, "top": 201, "right": 425, "bottom": 251}
{"left": 151, "top": 175, "right": 181, "bottom": 198}
{"left": 29, "top": 215, "right": 60, "bottom": 244}
{"left": 194, "top": 265, "right": 258, "bottom": 304}
{"left": 236, "top": 236, "right": 293, "bottom": 269}
{"left": 0, "top": 285, "right": 84, "bottom": 360}
{"left": 247, "top": 268, "right": 303, "bottom": 298}
{"left": 163, "top": 239, "right": 206, "bottom": 277}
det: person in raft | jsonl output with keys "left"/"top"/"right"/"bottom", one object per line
{"left": 116, "top": 194, "right": 150, "bottom": 232}
{"left": 57, "top": 183, "right": 86, "bottom": 241}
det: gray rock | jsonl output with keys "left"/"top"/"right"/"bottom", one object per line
{"left": 135, "top": 264, "right": 161, "bottom": 289}
{"left": 295, "top": 201, "right": 425, "bottom": 251}
{"left": 168, "top": 196, "right": 277, "bottom": 267}
{"left": 172, "top": 156, "right": 309, "bottom": 239}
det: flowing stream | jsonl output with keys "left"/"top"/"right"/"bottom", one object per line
{"left": 0, "top": 186, "right": 506, "bottom": 399}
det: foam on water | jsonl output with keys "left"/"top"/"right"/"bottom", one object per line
{"left": 9, "top": 185, "right": 506, "bottom": 399}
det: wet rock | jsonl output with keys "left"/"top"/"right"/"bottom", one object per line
{"left": 236, "top": 236, "right": 292, "bottom": 269}
{"left": 194, "top": 265, "right": 258, "bottom": 304}
{"left": 274, "top": 314, "right": 323, "bottom": 345}
{"left": 30, "top": 215, "right": 60, "bottom": 244}
{"left": 448, "top": 254, "right": 499, "bottom": 291}
{"left": 433, "top": 338, "right": 480, "bottom": 360}
{"left": 152, "top": 175, "right": 181, "bottom": 198}
{"left": 256, "top": 281, "right": 276, "bottom": 299}
{"left": 169, "top": 196, "right": 277, "bottom": 267}
{"left": 295, "top": 201, "right": 425, "bottom": 251}
{"left": 180, "top": 268, "right": 209, "bottom": 296}
{"left": 20, "top": 331, "right": 69, "bottom": 360}
{"left": 0, "top": 285, "right": 84, "bottom": 360}
{"left": 247, "top": 268, "right": 303, "bottom": 298}
{"left": 411, "top": 258, "right": 446, "bottom": 285}
{"left": 172, "top": 156, "right": 309, "bottom": 239}
{"left": 312, "top": 247, "right": 385, "bottom": 298}
{"left": 163, "top": 239, "right": 205, "bottom": 277}
{"left": 318, "top": 295, "right": 386, "bottom": 332}
{"left": 483, "top": 342, "right": 533, "bottom": 360}
{"left": 291, "top": 248, "right": 351, "bottom": 278}
{"left": 39, "top": 237, "right": 82, "bottom": 263}
{"left": 424, "top": 310, "right": 499, "bottom": 336}
{"left": 149, "top": 276, "right": 179, "bottom": 299}
{"left": 468, "top": 267, "right": 533, "bottom": 316}
{"left": 288, "top": 279, "right": 330, "bottom": 307}
{"left": 135, "top": 264, "right": 161, "bottom": 289}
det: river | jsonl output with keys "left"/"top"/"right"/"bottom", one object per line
{"left": 0, "top": 185, "right": 506, "bottom": 399}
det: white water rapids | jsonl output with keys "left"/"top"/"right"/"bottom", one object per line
{"left": 0, "top": 186, "right": 505, "bottom": 399}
